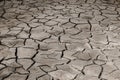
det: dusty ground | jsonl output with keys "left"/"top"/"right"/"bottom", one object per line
{"left": 0, "top": 0, "right": 120, "bottom": 80}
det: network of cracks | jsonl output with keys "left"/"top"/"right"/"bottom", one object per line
{"left": 0, "top": 0, "right": 120, "bottom": 80}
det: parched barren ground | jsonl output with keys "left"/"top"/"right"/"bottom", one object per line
{"left": 0, "top": 0, "right": 120, "bottom": 80}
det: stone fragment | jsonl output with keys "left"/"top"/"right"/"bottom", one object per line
{"left": 87, "top": 0, "right": 96, "bottom": 3}
{"left": 93, "top": 59, "right": 106, "bottom": 65}
{"left": 90, "top": 33, "right": 108, "bottom": 44}
{"left": 38, "top": 75, "right": 51, "bottom": 80}
{"left": 105, "top": 70, "right": 120, "bottom": 80}
{"left": 1, "top": 39, "right": 24, "bottom": 47}
{"left": 0, "top": 47, "right": 15, "bottom": 59}
{"left": 4, "top": 73, "right": 27, "bottom": 80}
{"left": 70, "top": 18, "right": 88, "bottom": 24}
{"left": 61, "top": 22, "right": 75, "bottom": 29}
{"left": 3, "top": 13, "right": 17, "bottom": 19}
{"left": 103, "top": 49, "right": 120, "bottom": 59}
{"left": 34, "top": 55, "right": 68, "bottom": 67}
{"left": 24, "top": 39, "right": 38, "bottom": 49}
{"left": 39, "top": 18, "right": 49, "bottom": 23}
{"left": 7, "top": 30, "right": 21, "bottom": 35}
{"left": 45, "top": 20, "right": 58, "bottom": 26}
{"left": 76, "top": 24, "right": 90, "bottom": 31}
{"left": 66, "top": 42, "right": 85, "bottom": 51}
{"left": 27, "top": 65, "right": 46, "bottom": 80}
{"left": 45, "top": 15, "right": 57, "bottom": 19}
{"left": 57, "top": 64, "right": 80, "bottom": 74}
{"left": 15, "top": 67, "right": 29, "bottom": 74}
{"left": 102, "top": 61, "right": 117, "bottom": 77}
{"left": 63, "top": 50, "right": 77, "bottom": 60}
{"left": 17, "top": 47, "right": 36, "bottom": 58}
{"left": 70, "top": 31, "right": 91, "bottom": 40}
{"left": 47, "top": 26, "right": 63, "bottom": 36}
{"left": 49, "top": 70, "right": 76, "bottom": 80}
{"left": 85, "top": 49, "right": 102, "bottom": 59}
{"left": 74, "top": 8, "right": 85, "bottom": 13}
{"left": 29, "top": 8, "right": 38, "bottom": 12}
{"left": 83, "top": 65, "right": 102, "bottom": 76}
{"left": 36, "top": 13, "right": 47, "bottom": 18}
{"left": 0, "top": 67, "right": 14, "bottom": 79}
{"left": 91, "top": 24, "right": 105, "bottom": 31}
{"left": 17, "top": 59, "right": 33, "bottom": 70}
{"left": 113, "top": 59, "right": 120, "bottom": 69}
{"left": 47, "top": 42, "right": 65, "bottom": 51}
{"left": 97, "top": 54, "right": 107, "bottom": 61}
{"left": 47, "top": 51, "right": 62, "bottom": 59}
{"left": 17, "top": 31, "right": 29, "bottom": 38}
{"left": 75, "top": 75, "right": 100, "bottom": 80}
{"left": 107, "top": 31, "right": 120, "bottom": 44}
{"left": 53, "top": 5, "right": 65, "bottom": 9}
{"left": 44, "top": 10, "right": 54, "bottom": 15}
{"left": 40, "top": 65, "right": 56, "bottom": 72}
{"left": 29, "top": 22, "right": 41, "bottom": 27}
{"left": 2, "top": 59, "right": 21, "bottom": 68}
{"left": 73, "top": 51, "right": 91, "bottom": 60}
{"left": 17, "top": 14, "right": 33, "bottom": 22}
{"left": 31, "top": 31, "right": 50, "bottom": 41}
{"left": 65, "top": 28, "right": 80, "bottom": 35}
{"left": 90, "top": 42, "right": 106, "bottom": 49}
{"left": 101, "top": 10, "right": 117, "bottom": 14}
{"left": 60, "top": 34, "right": 89, "bottom": 43}
{"left": 17, "top": 23, "right": 30, "bottom": 31}
{"left": 69, "top": 60, "right": 92, "bottom": 70}
{"left": 53, "top": 17, "right": 69, "bottom": 23}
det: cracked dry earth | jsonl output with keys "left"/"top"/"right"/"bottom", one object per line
{"left": 1, "top": 0, "right": 120, "bottom": 80}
